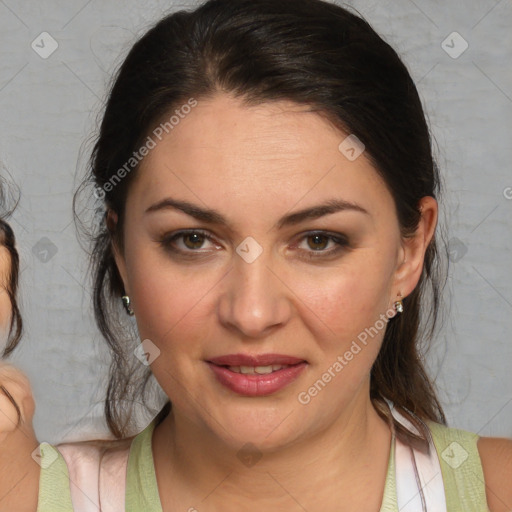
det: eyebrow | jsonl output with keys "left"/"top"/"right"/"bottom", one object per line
{"left": 145, "top": 197, "right": 369, "bottom": 229}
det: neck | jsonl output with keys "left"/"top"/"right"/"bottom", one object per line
{"left": 152, "top": 388, "right": 392, "bottom": 510}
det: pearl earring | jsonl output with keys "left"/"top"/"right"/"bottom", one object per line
{"left": 122, "top": 295, "right": 134, "bottom": 316}
{"left": 394, "top": 293, "right": 404, "bottom": 314}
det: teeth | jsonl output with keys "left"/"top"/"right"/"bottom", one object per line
{"left": 227, "top": 365, "right": 290, "bottom": 374}
{"left": 253, "top": 365, "right": 273, "bottom": 374}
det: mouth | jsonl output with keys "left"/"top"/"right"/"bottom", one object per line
{"left": 205, "top": 354, "right": 308, "bottom": 396}
{"left": 206, "top": 353, "right": 306, "bottom": 367}
{"left": 219, "top": 364, "right": 296, "bottom": 375}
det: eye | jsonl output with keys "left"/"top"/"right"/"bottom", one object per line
{"left": 160, "top": 229, "right": 220, "bottom": 256}
{"left": 159, "top": 229, "right": 349, "bottom": 260}
{"left": 294, "top": 231, "right": 349, "bottom": 259}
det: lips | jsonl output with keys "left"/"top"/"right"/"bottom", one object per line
{"left": 207, "top": 353, "right": 306, "bottom": 366}
{"left": 206, "top": 353, "right": 307, "bottom": 396}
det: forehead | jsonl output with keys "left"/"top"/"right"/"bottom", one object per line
{"left": 129, "top": 93, "right": 393, "bottom": 221}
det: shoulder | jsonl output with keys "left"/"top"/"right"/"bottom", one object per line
{"left": 477, "top": 436, "right": 512, "bottom": 512}
{"left": 37, "top": 436, "right": 135, "bottom": 511}
{"left": 55, "top": 435, "right": 134, "bottom": 469}
{"left": 426, "top": 420, "right": 495, "bottom": 510}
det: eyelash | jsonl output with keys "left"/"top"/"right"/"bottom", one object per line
{"left": 160, "top": 229, "right": 349, "bottom": 260}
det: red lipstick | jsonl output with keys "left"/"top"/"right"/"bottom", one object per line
{"left": 206, "top": 353, "right": 307, "bottom": 397}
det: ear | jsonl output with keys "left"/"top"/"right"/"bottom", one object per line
{"left": 392, "top": 196, "right": 438, "bottom": 300}
{"left": 107, "top": 209, "right": 129, "bottom": 295}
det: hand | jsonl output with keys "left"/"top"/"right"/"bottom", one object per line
{"left": 0, "top": 363, "right": 39, "bottom": 511}
{"left": 0, "top": 363, "right": 35, "bottom": 441}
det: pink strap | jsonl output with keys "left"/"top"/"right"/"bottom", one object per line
{"left": 57, "top": 440, "right": 129, "bottom": 511}
{"left": 57, "top": 443, "right": 101, "bottom": 511}
{"left": 98, "top": 446, "right": 130, "bottom": 511}
{"left": 392, "top": 405, "right": 447, "bottom": 511}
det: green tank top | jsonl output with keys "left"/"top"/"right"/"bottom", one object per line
{"left": 36, "top": 418, "right": 489, "bottom": 511}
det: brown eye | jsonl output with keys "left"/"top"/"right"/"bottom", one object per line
{"left": 306, "top": 234, "right": 330, "bottom": 251}
{"left": 182, "top": 232, "right": 207, "bottom": 250}
{"left": 296, "top": 231, "right": 349, "bottom": 260}
{"left": 160, "top": 229, "right": 219, "bottom": 257}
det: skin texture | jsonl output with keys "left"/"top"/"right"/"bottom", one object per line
{"left": 0, "top": 246, "right": 11, "bottom": 342}
{"left": 0, "top": 248, "right": 40, "bottom": 512}
{"left": 112, "top": 93, "right": 439, "bottom": 510}
{"left": 478, "top": 436, "right": 512, "bottom": 512}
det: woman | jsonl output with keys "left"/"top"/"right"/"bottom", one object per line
{"left": 0, "top": 180, "right": 22, "bottom": 357}
{"left": 5, "top": 0, "right": 512, "bottom": 510}
{"left": 0, "top": 179, "right": 40, "bottom": 512}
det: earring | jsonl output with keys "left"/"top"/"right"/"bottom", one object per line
{"left": 122, "top": 295, "right": 134, "bottom": 316}
{"left": 394, "top": 293, "right": 404, "bottom": 314}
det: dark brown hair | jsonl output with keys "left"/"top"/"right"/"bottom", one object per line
{"left": 76, "top": 0, "right": 447, "bottom": 443}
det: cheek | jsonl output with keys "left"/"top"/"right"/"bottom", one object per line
{"left": 292, "top": 255, "right": 395, "bottom": 343}
{"left": 0, "top": 289, "right": 11, "bottom": 331}
{"left": 125, "top": 244, "right": 216, "bottom": 351}
{"left": 0, "top": 292, "right": 11, "bottom": 354}
{"left": 0, "top": 253, "right": 11, "bottom": 332}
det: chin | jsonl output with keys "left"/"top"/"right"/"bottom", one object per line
{"left": 206, "top": 402, "right": 305, "bottom": 452}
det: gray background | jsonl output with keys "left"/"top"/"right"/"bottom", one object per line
{"left": 0, "top": 0, "right": 510, "bottom": 444}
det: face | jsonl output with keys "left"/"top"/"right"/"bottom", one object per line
{"left": 0, "top": 245, "right": 12, "bottom": 344}
{"left": 113, "top": 93, "right": 434, "bottom": 450}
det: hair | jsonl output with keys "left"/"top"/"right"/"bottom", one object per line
{"left": 75, "top": 0, "right": 448, "bottom": 444}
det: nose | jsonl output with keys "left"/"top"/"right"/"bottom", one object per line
{"left": 217, "top": 246, "right": 292, "bottom": 339}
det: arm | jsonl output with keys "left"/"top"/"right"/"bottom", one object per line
{"left": 478, "top": 436, "right": 512, "bottom": 512}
